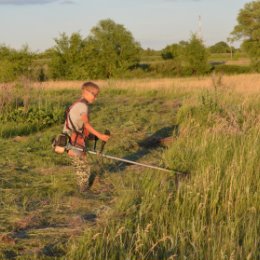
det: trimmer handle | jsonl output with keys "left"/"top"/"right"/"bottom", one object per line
{"left": 100, "top": 129, "right": 110, "bottom": 153}
{"left": 93, "top": 135, "right": 99, "bottom": 151}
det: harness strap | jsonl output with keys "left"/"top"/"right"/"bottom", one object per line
{"left": 65, "top": 98, "right": 89, "bottom": 135}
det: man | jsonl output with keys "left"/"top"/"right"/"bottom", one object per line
{"left": 63, "top": 81, "right": 110, "bottom": 192}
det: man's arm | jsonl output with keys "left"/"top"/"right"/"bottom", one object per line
{"left": 81, "top": 113, "right": 110, "bottom": 142}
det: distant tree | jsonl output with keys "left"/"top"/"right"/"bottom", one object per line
{"left": 13, "top": 45, "right": 34, "bottom": 78}
{"left": 49, "top": 32, "right": 87, "bottom": 79}
{"left": 83, "top": 19, "right": 141, "bottom": 78}
{"left": 0, "top": 45, "right": 10, "bottom": 59}
{"left": 231, "top": 0, "right": 260, "bottom": 71}
{"left": 184, "top": 34, "right": 209, "bottom": 75}
{"left": 48, "top": 20, "right": 141, "bottom": 79}
{"left": 209, "top": 41, "right": 231, "bottom": 53}
{"left": 161, "top": 44, "right": 180, "bottom": 60}
{"left": 0, "top": 59, "right": 14, "bottom": 82}
{"left": 0, "top": 45, "right": 33, "bottom": 82}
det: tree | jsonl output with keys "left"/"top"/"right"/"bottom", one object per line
{"left": 84, "top": 19, "right": 141, "bottom": 78}
{"left": 48, "top": 20, "right": 141, "bottom": 79}
{"left": 49, "top": 32, "right": 87, "bottom": 79}
{"left": 161, "top": 44, "right": 180, "bottom": 60}
{"left": 161, "top": 41, "right": 188, "bottom": 61}
{"left": 231, "top": 0, "right": 260, "bottom": 71}
{"left": 184, "top": 34, "right": 209, "bottom": 75}
{"left": 209, "top": 41, "right": 231, "bottom": 53}
{"left": 0, "top": 45, "right": 33, "bottom": 82}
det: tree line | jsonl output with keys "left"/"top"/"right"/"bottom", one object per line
{"left": 0, "top": 0, "right": 259, "bottom": 82}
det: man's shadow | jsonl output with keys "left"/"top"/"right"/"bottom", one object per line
{"left": 105, "top": 125, "right": 179, "bottom": 173}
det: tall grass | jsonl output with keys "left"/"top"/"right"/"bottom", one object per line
{"left": 66, "top": 81, "right": 260, "bottom": 260}
{"left": 26, "top": 73, "right": 260, "bottom": 95}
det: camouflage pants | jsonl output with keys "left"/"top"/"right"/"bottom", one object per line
{"left": 72, "top": 157, "right": 101, "bottom": 191}
{"left": 71, "top": 157, "right": 96, "bottom": 192}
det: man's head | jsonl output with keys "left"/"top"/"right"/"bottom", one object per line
{"left": 81, "top": 81, "right": 100, "bottom": 103}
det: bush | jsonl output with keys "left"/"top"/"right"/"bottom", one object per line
{"left": 184, "top": 35, "right": 209, "bottom": 75}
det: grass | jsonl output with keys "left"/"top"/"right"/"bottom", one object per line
{"left": 0, "top": 87, "right": 179, "bottom": 259}
{"left": 140, "top": 52, "right": 250, "bottom": 66}
{"left": 0, "top": 75, "right": 259, "bottom": 259}
{"left": 9, "top": 73, "right": 258, "bottom": 94}
{"left": 65, "top": 78, "right": 260, "bottom": 260}
{"left": 209, "top": 52, "right": 250, "bottom": 65}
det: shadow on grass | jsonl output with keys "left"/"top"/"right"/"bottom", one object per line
{"left": 106, "top": 125, "right": 179, "bottom": 173}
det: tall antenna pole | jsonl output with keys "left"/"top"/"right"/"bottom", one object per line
{"left": 198, "top": 15, "right": 203, "bottom": 41}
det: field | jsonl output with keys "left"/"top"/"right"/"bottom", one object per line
{"left": 0, "top": 74, "right": 259, "bottom": 260}
{"left": 140, "top": 52, "right": 251, "bottom": 67}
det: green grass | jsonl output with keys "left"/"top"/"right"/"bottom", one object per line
{"left": 0, "top": 84, "right": 259, "bottom": 259}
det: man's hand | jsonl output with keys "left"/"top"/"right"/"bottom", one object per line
{"left": 99, "top": 134, "right": 110, "bottom": 142}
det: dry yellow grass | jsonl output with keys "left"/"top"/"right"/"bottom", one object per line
{"left": 1, "top": 73, "right": 259, "bottom": 95}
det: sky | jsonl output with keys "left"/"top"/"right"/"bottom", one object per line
{"left": 0, "top": 0, "right": 250, "bottom": 52}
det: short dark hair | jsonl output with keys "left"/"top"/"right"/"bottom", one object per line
{"left": 81, "top": 81, "right": 100, "bottom": 92}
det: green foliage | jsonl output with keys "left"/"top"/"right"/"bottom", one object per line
{"left": 209, "top": 41, "right": 232, "bottom": 53}
{"left": 0, "top": 45, "right": 34, "bottom": 82}
{"left": 231, "top": 0, "right": 260, "bottom": 71}
{"left": 160, "top": 37, "right": 209, "bottom": 76}
{"left": 83, "top": 19, "right": 141, "bottom": 79}
{"left": 48, "top": 19, "right": 141, "bottom": 79}
{"left": 149, "top": 60, "right": 181, "bottom": 76}
{"left": 184, "top": 34, "right": 209, "bottom": 75}
{"left": 242, "top": 39, "right": 260, "bottom": 71}
{"left": 0, "top": 59, "right": 15, "bottom": 82}
{"left": 0, "top": 86, "right": 74, "bottom": 137}
{"left": 161, "top": 44, "right": 181, "bottom": 60}
{"left": 0, "top": 106, "right": 64, "bottom": 138}
{"left": 0, "top": 17, "right": 255, "bottom": 80}
{"left": 161, "top": 42, "right": 187, "bottom": 67}
{"left": 48, "top": 32, "right": 88, "bottom": 80}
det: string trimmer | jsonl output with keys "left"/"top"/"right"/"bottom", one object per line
{"left": 53, "top": 130, "right": 186, "bottom": 175}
